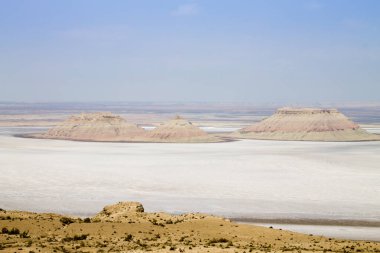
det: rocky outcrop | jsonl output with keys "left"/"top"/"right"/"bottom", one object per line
{"left": 235, "top": 107, "right": 380, "bottom": 141}
{"left": 92, "top": 201, "right": 223, "bottom": 224}
{"left": 93, "top": 202, "right": 145, "bottom": 222}
{"left": 37, "top": 112, "right": 145, "bottom": 141}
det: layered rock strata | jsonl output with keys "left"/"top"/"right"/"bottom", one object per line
{"left": 36, "top": 112, "right": 145, "bottom": 141}
{"left": 235, "top": 107, "right": 380, "bottom": 141}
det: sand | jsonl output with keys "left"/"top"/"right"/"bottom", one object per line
{"left": 1, "top": 201, "right": 379, "bottom": 252}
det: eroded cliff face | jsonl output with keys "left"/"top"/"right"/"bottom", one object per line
{"left": 35, "top": 114, "right": 224, "bottom": 143}
{"left": 236, "top": 108, "right": 379, "bottom": 141}
{"left": 42, "top": 112, "right": 145, "bottom": 141}
{"left": 241, "top": 108, "right": 359, "bottom": 133}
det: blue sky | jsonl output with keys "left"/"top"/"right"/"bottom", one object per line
{"left": 0, "top": 0, "right": 379, "bottom": 103}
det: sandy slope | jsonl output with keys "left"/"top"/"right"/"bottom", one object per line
{"left": 1, "top": 202, "right": 379, "bottom": 253}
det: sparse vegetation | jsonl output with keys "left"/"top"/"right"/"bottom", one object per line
{"left": 124, "top": 234, "right": 133, "bottom": 241}
{"left": 20, "top": 231, "right": 30, "bottom": 238}
{"left": 62, "top": 234, "right": 88, "bottom": 242}
{"left": 59, "top": 217, "right": 74, "bottom": 225}
{"left": 1, "top": 227, "right": 20, "bottom": 235}
{"left": 0, "top": 201, "right": 379, "bottom": 252}
{"left": 150, "top": 218, "right": 165, "bottom": 227}
{"left": 1, "top": 227, "right": 30, "bottom": 238}
{"left": 208, "top": 238, "right": 231, "bottom": 244}
{"left": 25, "top": 239, "right": 33, "bottom": 247}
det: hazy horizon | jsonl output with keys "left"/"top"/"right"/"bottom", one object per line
{"left": 1, "top": 0, "right": 379, "bottom": 103}
{"left": 1, "top": 101, "right": 380, "bottom": 108}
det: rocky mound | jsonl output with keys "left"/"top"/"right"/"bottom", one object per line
{"left": 236, "top": 107, "right": 380, "bottom": 141}
{"left": 145, "top": 116, "right": 223, "bottom": 142}
{"left": 92, "top": 201, "right": 219, "bottom": 224}
{"left": 37, "top": 112, "right": 145, "bottom": 141}
{"left": 93, "top": 202, "right": 145, "bottom": 222}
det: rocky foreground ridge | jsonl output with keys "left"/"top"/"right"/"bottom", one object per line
{"left": 1, "top": 201, "right": 380, "bottom": 252}
{"left": 235, "top": 107, "right": 380, "bottom": 141}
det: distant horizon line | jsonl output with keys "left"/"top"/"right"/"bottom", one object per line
{"left": 0, "top": 100, "right": 380, "bottom": 107}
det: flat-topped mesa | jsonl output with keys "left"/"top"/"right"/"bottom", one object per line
{"left": 67, "top": 112, "right": 125, "bottom": 122}
{"left": 237, "top": 107, "right": 379, "bottom": 141}
{"left": 145, "top": 116, "right": 223, "bottom": 142}
{"left": 243, "top": 107, "right": 359, "bottom": 133}
{"left": 41, "top": 112, "right": 145, "bottom": 141}
{"left": 277, "top": 107, "right": 339, "bottom": 114}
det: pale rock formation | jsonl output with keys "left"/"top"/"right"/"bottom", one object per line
{"left": 145, "top": 116, "right": 223, "bottom": 142}
{"left": 38, "top": 112, "right": 145, "bottom": 141}
{"left": 235, "top": 107, "right": 380, "bottom": 141}
{"left": 32, "top": 113, "right": 225, "bottom": 143}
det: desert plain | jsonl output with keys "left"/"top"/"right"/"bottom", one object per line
{"left": 0, "top": 103, "right": 380, "bottom": 252}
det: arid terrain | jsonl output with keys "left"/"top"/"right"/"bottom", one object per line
{"left": 1, "top": 103, "right": 380, "bottom": 252}
{"left": 1, "top": 202, "right": 380, "bottom": 253}
{"left": 2, "top": 0, "right": 380, "bottom": 250}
